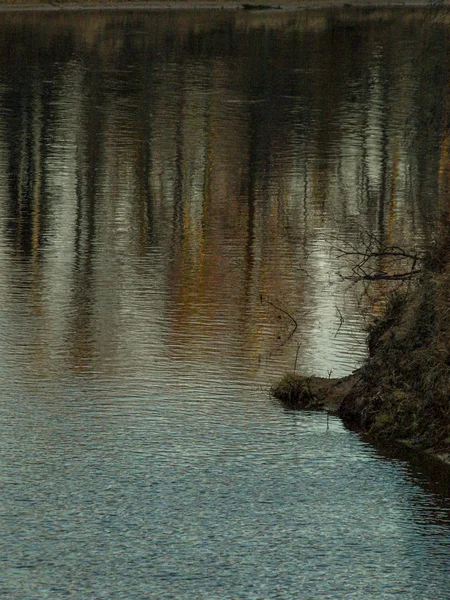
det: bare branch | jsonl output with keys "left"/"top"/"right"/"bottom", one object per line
{"left": 331, "top": 226, "right": 423, "bottom": 284}
{"left": 265, "top": 297, "right": 298, "bottom": 336}
{"left": 293, "top": 343, "right": 301, "bottom": 374}
{"left": 359, "top": 270, "right": 421, "bottom": 281}
{"left": 334, "top": 305, "right": 344, "bottom": 337}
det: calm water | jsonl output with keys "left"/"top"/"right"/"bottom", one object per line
{"left": 1, "top": 6, "right": 450, "bottom": 599}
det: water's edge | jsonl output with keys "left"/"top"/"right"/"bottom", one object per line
{"left": 273, "top": 255, "right": 450, "bottom": 466}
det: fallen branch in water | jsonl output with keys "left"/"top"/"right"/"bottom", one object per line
{"left": 293, "top": 343, "right": 301, "bottom": 374}
{"left": 341, "top": 269, "right": 422, "bottom": 282}
{"left": 334, "top": 305, "right": 344, "bottom": 337}
{"left": 332, "top": 227, "right": 422, "bottom": 283}
{"left": 265, "top": 297, "right": 298, "bottom": 337}
{"left": 260, "top": 295, "right": 299, "bottom": 346}
{"left": 242, "top": 3, "right": 281, "bottom": 9}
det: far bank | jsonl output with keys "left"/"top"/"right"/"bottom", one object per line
{"left": 0, "top": 0, "right": 447, "bottom": 11}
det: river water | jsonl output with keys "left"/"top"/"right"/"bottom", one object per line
{"left": 1, "top": 6, "right": 450, "bottom": 599}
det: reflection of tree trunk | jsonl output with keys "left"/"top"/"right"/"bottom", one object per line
{"left": 71, "top": 66, "right": 105, "bottom": 360}
{"left": 37, "top": 81, "right": 52, "bottom": 255}
{"left": 378, "top": 89, "right": 389, "bottom": 245}
{"left": 142, "top": 130, "right": 153, "bottom": 247}
{"left": 360, "top": 136, "right": 370, "bottom": 220}
{"left": 140, "top": 72, "right": 154, "bottom": 248}
{"left": 76, "top": 74, "right": 102, "bottom": 273}
{"left": 17, "top": 106, "right": 31, "bottom": 253}
{"left": 246, "top": 110, "right": 257, "bottom": 288}
{"left": 201, "top": 94, "right": 213, "bottom": 265}
{"left": 361, "top": 89, "right": 373, "bottom": 234}
{"left": 8, "top": 97, "right": 32, "bottom": 254}
{"left": 31, "top": 92, "right": 41, "bottom": 256}
{"left": 413, "top": 30, "right": 447, "bottom": 237}
{"left": 172, "top": 65, "right": 186, "bottom": 256}
{"left": 7, "top": 80, "right": 49, "bottom": 257}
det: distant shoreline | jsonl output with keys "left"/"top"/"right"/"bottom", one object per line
{"left": 0, "top": 0, "right": 446, "bottom": 12}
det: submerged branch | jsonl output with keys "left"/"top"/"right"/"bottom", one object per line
{"left": 332, "top": 228, "right": 423, "bottom": 283}
{"left": 334, "top": 305, "right": 344, "bottom": 337}
{"left": 263, "top": 296, "right": 298, "bottom": 343}
{"left": 265, "top": 298, "right": 298, "bottom": 333}
{"left": 343, "top": 269, "right": 422, "bottom": 282}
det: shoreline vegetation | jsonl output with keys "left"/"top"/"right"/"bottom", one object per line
{"left": 0, "top": 0, "right": 447, "bottom": 10}
{"left": 272, "top": 224, "right": 450, "bottom": 466}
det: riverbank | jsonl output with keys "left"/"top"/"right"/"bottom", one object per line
{"left": 0, "top": 0, "right": 447, "bottom": 11}
{"left": 272, "top": 226, "right": 450, "bottom": 465}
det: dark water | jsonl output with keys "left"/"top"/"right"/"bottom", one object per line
{"left": 1, "top": 7, "right": 450, "bottom": 599}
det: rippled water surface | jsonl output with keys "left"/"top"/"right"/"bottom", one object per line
{"left": 1, "top": 6, "right": 450, "bottom": 599}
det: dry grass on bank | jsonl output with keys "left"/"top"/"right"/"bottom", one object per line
{"left": 343, "top": 271, "right": 450, "bottom": 449}
{"left": 271, "top": 374, "right": 325, "bottom": 409}
{"left": 271, "top": 372, "right": 360, "bottom": 412}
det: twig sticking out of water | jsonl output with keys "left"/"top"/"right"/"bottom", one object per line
{"left": 332, "top": 227, "right": 422, "bottom": 282}
{"left": 335, "top": 305, "right": 344, "bottom": 337}
{"left": 265, "top": 297, "right": 298, "bottom": 340}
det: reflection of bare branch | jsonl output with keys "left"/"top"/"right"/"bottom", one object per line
{"left": 261, "top": 295, "right": 299, "bottom": 346}
{"left": 332, "top": 227, "right": 423, "bottom": 283}
{"left": 294, "top": 265, "right": 313, "bottom": 279}
{"left": 265, "top": 297, "right": 298, "bottom": 338}
{"left": 335, "top": 248, "right": 419, "bottom": 261}
{"left": 334, "top": 305, "right": 344, "bottom": 337}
